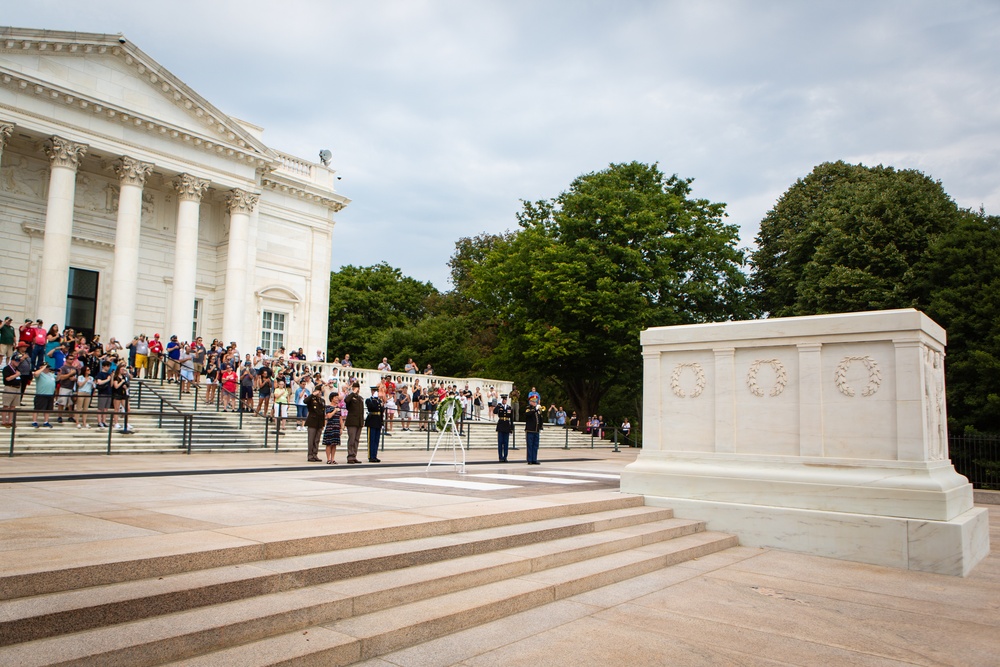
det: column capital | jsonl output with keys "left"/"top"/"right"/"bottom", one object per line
{"left": 173, "top": 173, "right": 211, "bottom": 202}
{"left": 0, "top": 122, "right": 13, "bottom": 148}
{"left": 225, "top": 188, "right": 259, "bottom": 215}
{"left": 113, "top": 156, "right": 154, "bottom": 187}
{"left": 43, "top": 135, "right": 88, "bottom": 169}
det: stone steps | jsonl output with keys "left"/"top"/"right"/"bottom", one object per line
{"left": 0, "top": 493, "right": 737, "bottom": 666}
{"left": 6, "top": 413, "right": 604, "bottom": 454}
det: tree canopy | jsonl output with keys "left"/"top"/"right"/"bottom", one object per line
{"left": 918, "top": 210, "right": 1000, "bottom": 433}
{"left": 327, "top": 263, "right": 438, "bottom": 368}
{"left": 467, "top": 161, "right": 751, "bottom": 418}
{"left": 750, "top": 161, "right": 962, "bottom": 317}
{"left": 749, "top": 161, "right": 1000, "bottom": 433}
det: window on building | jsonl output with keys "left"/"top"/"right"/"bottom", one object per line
{"left": 261, "top": 311, "right": 285, "bottom": 355}
{"left": 191, "top": 299, "right": 202, "bottom": 342}
{"left": 66, "top": 268, "right": 99, "bottom": 340}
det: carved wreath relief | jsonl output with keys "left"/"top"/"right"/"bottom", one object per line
{"left": 746, "top": 359, "right": 788, "bottom": 397}
{"left": 670, "top": 362, "right": 706, "bottom": 398}
{"left": 834, "top": 355, "right": 882, "bottom": 398}
{"left": 668, "top": 353, "right": 884, "bottom": 400}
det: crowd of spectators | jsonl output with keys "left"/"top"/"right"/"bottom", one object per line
{"left": 2, "top": 315, "right": 636, "bottom": 442}
{"left": 2, "top": 317, "right": 138, "bottom": 431}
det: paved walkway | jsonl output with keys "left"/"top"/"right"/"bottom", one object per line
{"left": 1, "top": 448, "right": 997, "bottom": 666}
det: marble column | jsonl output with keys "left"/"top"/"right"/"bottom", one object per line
{"left": 169, "top": 174, "right": 210, "bottom": 340}
{"left": 37, "top": 136, "right": 88, "bottom": 327}
{"left": 107, "top": 156, "right": 154, "bottom": 345}
{"left": 221, "top": 188, "right": 258, "bottom": 351}
{"left": 0, "top": 122, "right": 13, "bottom": 166}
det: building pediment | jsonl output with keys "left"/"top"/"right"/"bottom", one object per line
{"left": 0, "top": 27, "right": 278, "bottom": 169}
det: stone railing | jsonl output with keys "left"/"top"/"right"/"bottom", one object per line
{"left": 275, "top": 151, "right": 314, "bottom": 179}
{"left": 275, "top": 360, "right": 513, "bottom": 397}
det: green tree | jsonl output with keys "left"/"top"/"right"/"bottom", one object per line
{"left": 919, "top": 210, "right": 1000, "bottom": 433}
{"left": 327, "top": 263, "right": 438, "bottom": 367}
{"left": 470, "top": 161, "right": 750, "bottom": 419}
{"left": 750, "top": 161, "right": 1000, "bottom": 433}
{"left": 368, "top": 314, "right": 480, "bottom": 378}
{"left": 751, "top": 161, "right": 962, "bottom": 316}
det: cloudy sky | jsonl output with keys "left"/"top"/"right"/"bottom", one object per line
{"left": 7, "top": 1, "right": 1000, "bottom": 289}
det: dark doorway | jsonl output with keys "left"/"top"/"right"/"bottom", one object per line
{"left": 66, "top": 267, "right": 99, "bottom": 340}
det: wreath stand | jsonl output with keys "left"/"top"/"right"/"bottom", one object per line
{"left": 427, "top": 397, "right": 465, "bottom": 473}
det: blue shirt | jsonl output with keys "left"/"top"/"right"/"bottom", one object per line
{"left": 48, "top": 349, "right": 65, "bottom": 371}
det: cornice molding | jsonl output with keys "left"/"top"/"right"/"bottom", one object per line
{"left": 0, "top": 66, "right": 276, "bottom": 170}
{"left": 0, "top": 29, "right": 276, "bottom": 159}
{"left": 21, "top": 219, "right": 114, "bottom": 248}
{"left": 261, "top": 175, "right": 350, "bottom": 212}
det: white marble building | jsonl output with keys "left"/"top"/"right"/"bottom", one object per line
{"left": 0, "top": 27, "right": 349, "bottom": 353}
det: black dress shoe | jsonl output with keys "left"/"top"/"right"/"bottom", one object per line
{"left": 369, "top": 458, "right": 381, "bottom": 463}
{"left": 307, "top": 457, "right": 322, "bottom": 462}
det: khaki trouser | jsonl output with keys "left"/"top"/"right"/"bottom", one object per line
{"left": 346, "top": 425, "right": 362, "bottom": 462}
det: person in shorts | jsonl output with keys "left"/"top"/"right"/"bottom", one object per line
{"left": 31, "top": 363, "right": 56, "bottom": 428}
{"left": 94, "top": 360, "right": 114, "bottom": 428}
{"left": 2, "top": 349, "right": 25, "bottom": 427}
{"left": 239, "top": 366, "right": 255, "bottom": 413}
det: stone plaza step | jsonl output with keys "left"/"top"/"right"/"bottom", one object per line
{"left": 0, "top": 492, "right": 737, "bottom": 666}
{"left": 0, "top": 505, "right": 678, "bottom": 644}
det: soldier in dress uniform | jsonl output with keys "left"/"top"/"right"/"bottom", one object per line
{"left": 344, "top": 381, "right": 364, "bottom": 464}
{"left": 364, "top": 385, "right": 384, "bottom": 463}
{"left": 494, "top": 393, "right": 513, "bottom": 462}
{"left": 523, "top": 394, "right": 543, "bottom": 465}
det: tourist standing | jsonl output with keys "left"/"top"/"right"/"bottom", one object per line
{"left": 397, "top": 385, "right": 411, "bottom": 431}
{"left": 148, "top": 333, "right": 163, "bottom": 381}
{"left": 0, "top": 316, "right": 15, "bottom": 365}
{"left": 112, "top": 366, "right": 133, "bottom": 432}
{"left": 2, "top": 352, "right": 23, "bottom": 427}
{"left": 165, "top": 335, "right": 181, "bottom": 383}
{"left": 273, "top": 378, "right": 289, "bottom": 434}
{"left": 322, "top": 391, "right": 342, "bottom": 464}
{"left": 94, "top": 360, "right": 113, "bottom": 428}
{"left": 509, "top": 385, "right": 520, "bottom": 422}
{"left": 31, "top": 363, "right": 56, "bottom": 428}
{"left": 74, "top": 365, "right": 95, "bottom": 428}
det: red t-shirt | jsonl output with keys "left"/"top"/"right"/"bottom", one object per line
{"left": 222, "top": 370, "right": 238, "bottom": 393}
